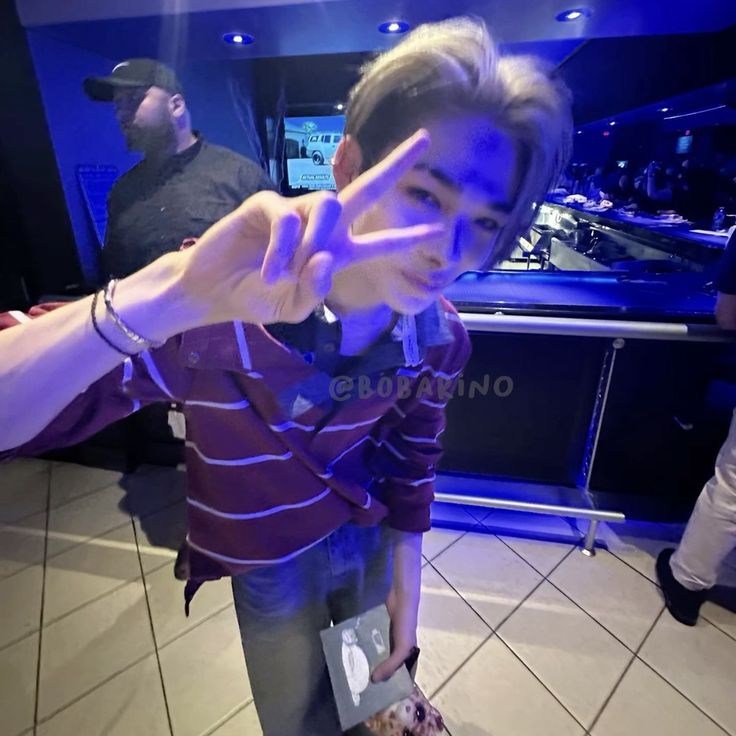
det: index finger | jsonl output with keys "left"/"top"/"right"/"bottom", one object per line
{"left": 338, "top": 129, "right": 430, "bottom": 224}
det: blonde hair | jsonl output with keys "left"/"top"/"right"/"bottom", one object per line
{"left": 345, "top": 17, "right": 573, "bottom": 264}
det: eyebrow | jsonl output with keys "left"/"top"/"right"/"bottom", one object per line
{"left": 413, "top": 163, "right": 514, "bottom": 215}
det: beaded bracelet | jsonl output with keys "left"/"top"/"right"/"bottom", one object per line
{"left": 103, "top": 279, "right": 165, "bottom": 350}
{"left": 90, "top": 290, "right": 137, "bottom": 357}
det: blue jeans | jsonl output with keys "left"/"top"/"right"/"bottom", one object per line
{"left": 231, "top": 523, "right": 394, "bottom": 736}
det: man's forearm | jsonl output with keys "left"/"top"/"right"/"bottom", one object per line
{"left": 0, "top": 252, "right": 199, "bottom": 451}
{"left": 391, "top": 530, "right": 423, "bottom": 614}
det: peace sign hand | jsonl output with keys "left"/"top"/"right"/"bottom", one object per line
{"left": 178, "top": 130, "right": 443, "bottom": 327}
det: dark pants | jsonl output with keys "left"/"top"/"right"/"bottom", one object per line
{"left": 231, "top": 523, "right": 393, "bottom": 736}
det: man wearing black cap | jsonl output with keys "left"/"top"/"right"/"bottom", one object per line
{"left": 84, "top": 58, "right": 274, "bottom": 280}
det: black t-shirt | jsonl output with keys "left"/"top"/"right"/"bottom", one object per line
{"left": 99, "top": 135, "right": 274, "bottom": 281}
{"left": 715, "top": 230, "right": 736, "bottom": 295}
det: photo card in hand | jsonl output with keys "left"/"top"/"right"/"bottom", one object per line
{"left": 320, "top": 603, "right": 414, "bottom": 731}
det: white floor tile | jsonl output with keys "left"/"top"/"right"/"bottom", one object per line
{"left": 38, "top": 579, "right": 154, "bottom": 720}
{"left": 133, "top": 500, "right": 188, "bottom": 574}
{"left": 0, "top": 458, "right": 50, "bottom": 524}
{"left": 46, "top": 483, "right": 131, "bottom": 558}
{"left": 36, "top": 654, "right": 169, "bottom": 736}
{"left": 433, "top": 635, "right": 585, "bottom": 736}
{"left": 0, "top": 564, "right": 43, "bottom": 649}
{"left": 498, "top": 581, "right": 633, "bottom": 728}
{"left": 213, "top": 701, "right": 262, "bottom": 736}
{"left": 145, "top": 563, "right": 233, "bottom": 647}
{"left": 43, "top": 522, "right": 141, "bottom": 624}
{"left": 598, "top": 520, "right": 682, "bottom": 584}
{"left": 0, "top": 633, "right": 38, "bottom": 736}
{"left": 49, "top": 462, "right": 124, "bottom": 510}
{"left": 417, "top": 564, "right": 492, "bottom": 698}
{"left": 639, "top": 613, "right": 736, "bottom": 733}
{"left": 0, "top": 521, "right": 46, "bottom": 579}
{"left": 592, "top": 659, "right": 728, "bottom": 736}
{"left": 481, "top": 510, "right": 581, "bottom": 576}
{"left": 549, "top": 548, "right": 663, "bottom": 649}
{"left": 422, "top": 527, "right": 465, "bottom": 563}
{"left": 432, "top": 531, "right": 542, "bottom": 629}
{"left": 701, "top": 595, "right": 736, "bottom": 642}
{"left": 159, "top": 605, "right": 251, "bottom": 736}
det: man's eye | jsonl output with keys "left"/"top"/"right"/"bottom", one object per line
{"left": 406, "top": 187, "right": 441, "bottom": 210}
{"left": 475, "top": 217, "right": 499, "bottom": 233}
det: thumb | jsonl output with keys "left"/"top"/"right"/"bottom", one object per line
{"left": 371, "top": 649, "right": 409, "bottom": 684}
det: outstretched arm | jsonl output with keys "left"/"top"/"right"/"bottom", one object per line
{"left": 1, "top": 130, "right": 441, "bottom": 451}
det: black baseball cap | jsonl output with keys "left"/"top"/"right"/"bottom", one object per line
{"left": 83, "top": 58, "right": 183, "bottom": 102}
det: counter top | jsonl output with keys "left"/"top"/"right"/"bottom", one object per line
{"left": 544, "top": 197, "right": 729, "bottom": 253}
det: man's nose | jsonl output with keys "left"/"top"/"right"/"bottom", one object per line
{"left": 421, "top": 217, "right": 468, "bottom": 269}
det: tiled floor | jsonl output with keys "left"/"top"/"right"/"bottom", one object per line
{"left": 2, "top": 459, "right": 735, "bottom": 736}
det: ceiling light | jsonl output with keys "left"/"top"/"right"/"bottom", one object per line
{"left": 609, "top": 121, "right": 616, "bottom": 126}
{"left": 658, "top": 107, "right": 670, "bottom": 113}
{"left": 379, "top": 21, "right": 410, "bottom": 34}
{"left": 335, "top": 103, "right": 345, "bottom": 111}
{"left": 556, "top": 8, "right": 592, "bottom": 22}
{"left": 223, "top": 32, "right": 254, "bottom": 45}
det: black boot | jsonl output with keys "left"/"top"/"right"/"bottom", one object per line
{"left": 656, "top": 548, "right": 708, "bottom": 626}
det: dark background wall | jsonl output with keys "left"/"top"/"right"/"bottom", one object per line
{"left": 0, "top": 1, "right": 81, "bottom": 306}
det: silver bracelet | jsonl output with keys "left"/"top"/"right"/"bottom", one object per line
{"left": 103, "top": 279, "right": 165, "bottom": 350}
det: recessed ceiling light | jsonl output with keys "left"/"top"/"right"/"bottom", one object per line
{"left": 223, "top": 32, "right": 254, "bottom": 45}
{"left": 335, "top": 103, "right": 345, "bottom": 111}
{"left": 556, "top": 7, "right": 592, "bottom": 22}
{"left": 658, "top": 107, "right": 670, "bottom": 113}
{"left": 576, "top": 130, "right": 583, "bottom": 134}
{"left": 609, "top": 121, "right": 616, "bottom": 126}
{"left": 379, "top": 20, "right": 410, "bottom": 34}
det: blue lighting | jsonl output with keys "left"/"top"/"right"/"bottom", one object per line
{"left": 556, "top": 7, "right": 592, "bottom": 21}
{"left": 223, "top": 32, "right": 254, "bottom": 45}
{"left": 378, "top": 20, "right": 410, "bottom": 34}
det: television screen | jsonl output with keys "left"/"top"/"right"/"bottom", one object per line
{"left": 676, "top": 135, "right": 693, "bottom": 154}
{"left": 284, "top": 115, "right": 345, "bottom": 192}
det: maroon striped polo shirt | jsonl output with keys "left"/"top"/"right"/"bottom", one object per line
{"left": 2, "top": 298, "right": 471, "bottom": 598}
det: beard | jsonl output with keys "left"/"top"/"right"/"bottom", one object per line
{"left": 123, "top": 119, "right": 176, "bottom": 156}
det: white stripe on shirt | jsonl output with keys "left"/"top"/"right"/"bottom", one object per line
{"left": 186, "top": 531, "right": 332, "bottom": 566}
{"left": 269, "top": 420, "right": 315, "bottom": 432}
{"left": 419, "top": 398, "right": 446, "bottom": 409}
{"left": 320, "top": 416, "right": 381, "bottom": 433}
{"left": 399, "top": 429, "right": 445, "bottom": 444}
{"left": 139, "top": 351, "right": 174, "bottom": 398}
{"left": 186, "top": 441, "right": 292, "bottom": 467}
{"left": 233, "top": 321, "right": 252, "bottom": 370}
{"left": 187, "top": 398, "right": 250, "bottom": 410}
{"left": 188, "top": 487, "right": 331, "bottom": 519}
{"left": 393, "top": 474, "right": 437, "bottom": 487}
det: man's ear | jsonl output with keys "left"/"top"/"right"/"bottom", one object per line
{"left": 169, "top": 93, "right": 187, "bottom": 121}
{"left": 333, "top": 135, "right": 363, "bottom": 191}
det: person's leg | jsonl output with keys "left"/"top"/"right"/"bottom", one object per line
{"left": 231, "top": 540, "right": 344, "bottom": 736}
{"left": 327, "top": 523, "right": 394, "bottom": 624}
{"left": 326, "top": 523, "right": 395, "bottom": 736}
{"left": 671, "top": 410, "right": 736, "bottom": 589}
{"left": 658, "top": 409, "right": 736, "bottom": 625}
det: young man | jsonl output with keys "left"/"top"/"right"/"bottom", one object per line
{"left": 1, "top": 18, "right": 572, "bottom": 735}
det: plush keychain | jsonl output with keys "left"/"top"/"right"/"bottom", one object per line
{"left": 364, "top": 648, "right": 446, "bottom": 736}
